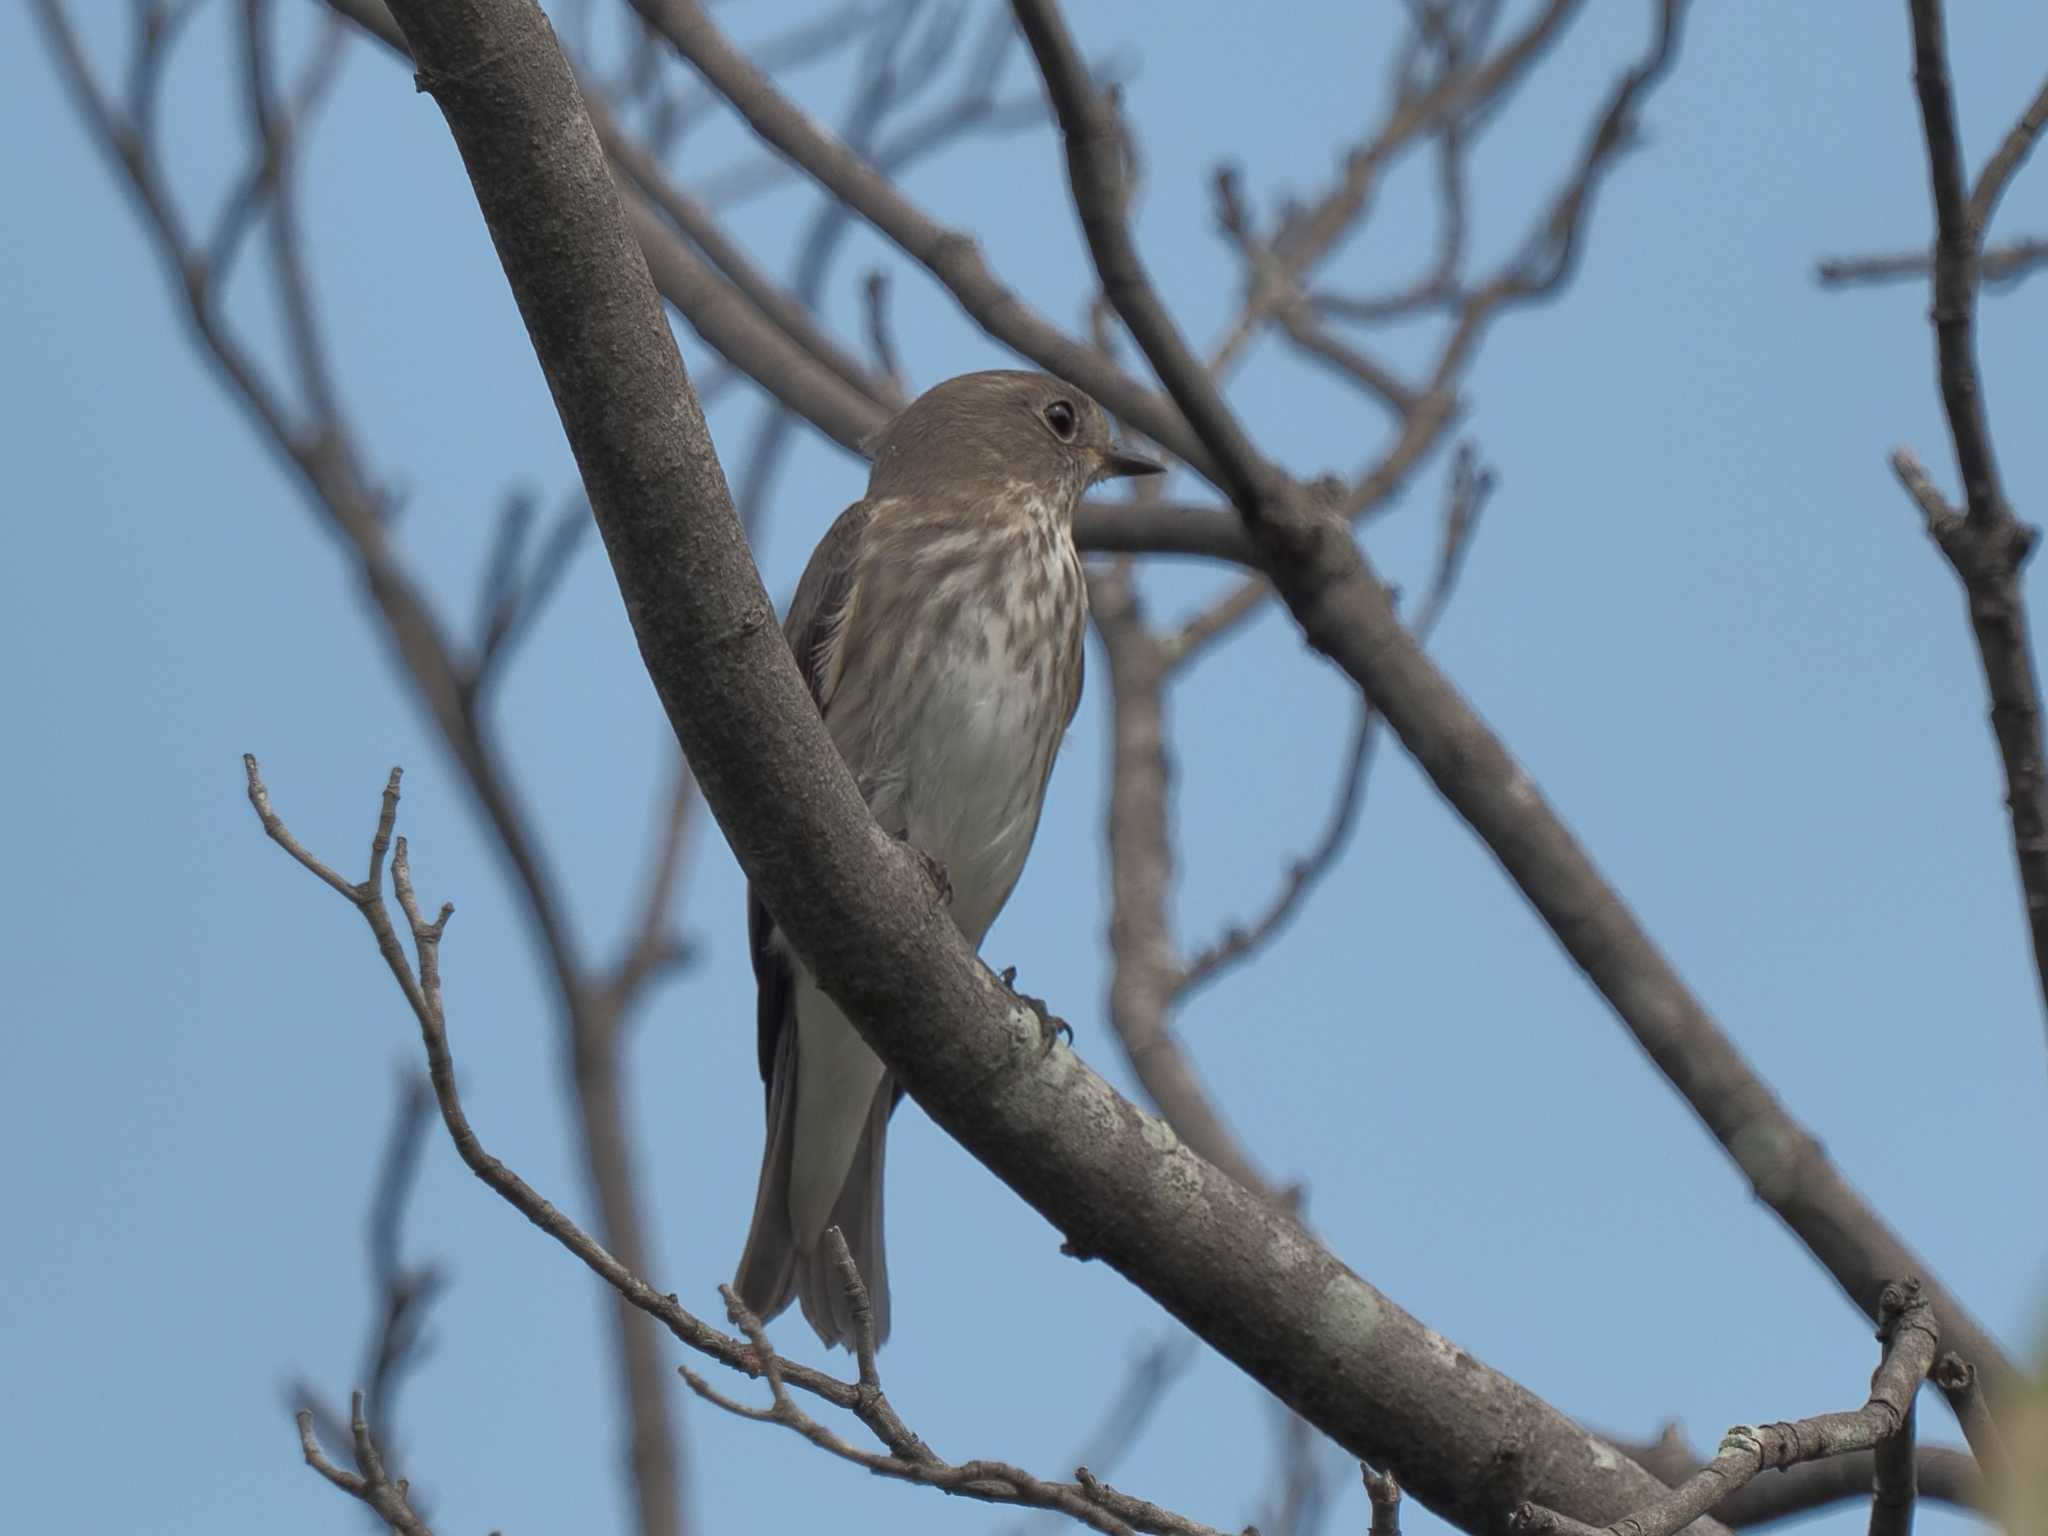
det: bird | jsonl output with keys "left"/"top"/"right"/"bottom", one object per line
{"left": 733, "top": 369, "right": 1161, "bottom": 1349}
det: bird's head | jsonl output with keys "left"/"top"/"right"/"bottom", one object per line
{"left": 864, "top": 370, "right": 1162, "bottom": 510}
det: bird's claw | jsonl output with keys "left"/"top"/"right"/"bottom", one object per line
{"left": 897, "top": 834, "right": 952, "bottom": 907}
{"left": 999, "top": 965, "right": 1071, "bottom": 1055}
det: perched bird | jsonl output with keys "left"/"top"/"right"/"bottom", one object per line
{"left": 733, "top": 370, "right": 1161, "bottom": 1348}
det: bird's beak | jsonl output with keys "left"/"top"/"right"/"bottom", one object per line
{"left": 1096, "top": 445, "right": 1165, "bottom": 481}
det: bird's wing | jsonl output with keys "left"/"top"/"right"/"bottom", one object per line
{"left": 748, "top": 500, "right": 874, "bottom": 1093}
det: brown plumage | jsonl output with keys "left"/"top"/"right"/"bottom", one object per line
{"left": 733, "top": 370, "right": 1160, "bottom": 1348}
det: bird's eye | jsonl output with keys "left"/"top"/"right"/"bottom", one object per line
{"left": 1043, "top": 400, "right": 1079, "bottom": 441}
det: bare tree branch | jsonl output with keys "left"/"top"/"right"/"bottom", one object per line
{"left": 1363, "top": 1465, "right": 1403, "bottom": 1536}
{"left": 297, "top": 1392, "right": 436, "bottom": 1535}
{"left": 596, "top": 99, "right": 892, "bottom": 413}
{"left": 1869, "top": 1391, "right": 1917, "bottom": 1536}
{"left": 623, "top": 0, "right": 1221, "bottom": 480}
{"left": 1606, "top": 1420, "right": 1985, "bottom": 1527}
{"left": 357, "top": 1071, "right": 447, "bottom": 1442}
{"left": 319, "top": 0, "right": 1284, "bottom": 574}
{"left": 1175, "top": 698, "right": 1378, "bottom": 999}
{"left": 1895, "top": 0, "right": 2048, "bottom": 1067}
{"left": 682, "top": 1235, "right": 1235, "bottom": 1536}
{"left": 862, "top": 268, "right": 909, "bottom": 408}
{"left": 1510, "top": 1280, "right": 1937, "bottom": 1536}
{"left": 1012, "top": 0, "right": 2017, "bottom": 1410}
{"left": 1931, "top": 1349, "right": 2010, "bottom": 1488}
{"left": 1091, "top": 566, "right": 1281, "bottom": 1202}
{"left": 467, "top": 489, "right": 590, "bottom": 701}
{"left": 1723, "top": 1446, "right": 1977, "bottom": 1528}
{"left": 1178, "top": 444, "right": 1491, "bottom": 996}
{"left": 622, "top": 0, "right": 890, "bottom": 164}
{"left": 1073, "top": 500, "right": 1258, "bottom": 564}
{"left": 596, "top": 757, "right": 702, "bottom": 1026}
{"left": 1204, "top": 0, "right": 1583, "bottom": 376}
{"left": 682, "top": 9, "right": 1081, "bottom": 213}
{"left": 240, "top": 0, "right": 354, "bottom": 449}
{"left": 1816, "top": 234, "right": 2048, "bottom": 289}
{"left": 290, "top": 1069, "right": 447, "bottom": 1524}
{"left": 1175, "top": 0, "right": 1679, "bottom": 663}
{"left": 328, "top": 0, "right": 894, "bottom": 471}
{"left": 1907, "top": 0, "right": 2016, "bottom": 530}
{"left": 249, "top": 762, "right": 1238, "bottom": 1536}
{"left": 1967, "top": 67, "right": 2048, "bottom": 234}
{"left": 726, "top": 3, "right": 1104, "bottom": 532}
{"left": 1086, "top": 242, "right": 1348, "bottom": 1535}
{"left": 243, "top": 756, "right": 854, "bottom": 1393}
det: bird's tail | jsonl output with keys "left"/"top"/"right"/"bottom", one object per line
{"left": 795, "top": 1084, "right": 891, "bottom": 1350}
{"left": 733, "top": 1020, "right": 801, "bottom": 1327}
{"left": 733, "top": 1030, "right": 894, "bottom": 1351}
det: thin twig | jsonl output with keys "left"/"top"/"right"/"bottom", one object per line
{"left": 686, "top": 1242, "right": 1235, "bottom": 1536}
{"left": 1177, "top": 445, "right": 1492, "bottom": 996}
{"left": 209, "top": 6, "right": 349, "bottom": 294}
{"left": 633, "top": 0, "right": 890, "bottom": 161}
{"left": 1816, "top": 234, "right": 2048, "bottom": 289}
{"left": 594, "top": 68, "right": 892, "bottom": 411}
{"left": 1869, "top": 1392, "right": 1916, "bottom": 1536}
{"left": 1931, "top": 1350, "right": 2009, "bottom": 1488}
{"left": 1899, "top": 0, "right": 2048, "bottom": 1066}
{"left": 1090, "top": 568, "right": 1280, "bottom": 1202}
{"left": 1723, "top": 1444, "right": 1980, "bottom": 1526}
{"left": 1512, "top": 1280, "right": 1939, "bottom": 1536}
{"left": 1605, "top": 1421, "right": 1985, "bottom": 1524}
{"left": 725, "top": 2, "right": 1096, "bottom": 530}
{"left": 467, "top": 489, "right": 589, "bottom": 699}
{"left": 862, "top": 268, "right": 909, "bottom": 407}
{"left": 597, "top": 757, "right": 702, "bottom": 1025}
{"left": 1907, "top": 0, "right": 2012, "bottom": 530}
{"left": 288, "top": 1066, "right": 448, "bottom": 1503}
{"left": 1967, "top": 68, "right": 2048, "bottom": 234}
{"left": 247, "top": 761, "right": 1228, "bottom": 1536}
{"left": 1363, "top": 1465, "right": 1403, "bottom": 1536}
{"left": 624, "top": 0, "right": 1224, "bottom": 480}
{"left": 1175, "top": 0, "right": 1679, "bottom": 664}
{"left": 359, "top": 1070, "right": 447, "bottom": 1439}
{"left": 1203, "top": 0, "right": 1584, "bottom": 377}
{"left": 328, "top": 0, "right": 893, "bottom": 467}
{"left": 296, "top": 1391, "right": 436, "bottom": 1535}
{"left": 240, "top": 0, "right": 354, "bottom": 443}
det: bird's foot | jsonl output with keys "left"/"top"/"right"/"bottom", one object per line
{"left": 999, "top": 964, "right": 1071, "bottom": 1056}
{"left": 896, "top": 833, "right": 952, "bottom": 906}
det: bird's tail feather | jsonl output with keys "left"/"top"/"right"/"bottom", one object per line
{"left": 733, "top": 1025, "right": 801, "bottom": 1326}
{"left": 734, "top": 1028, "right": 894, "bottom": 1351}
{"left": 795, "top": 1080, "right": 892, "bottom": 1350}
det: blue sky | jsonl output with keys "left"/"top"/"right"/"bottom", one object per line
{"left": 3, "top": 3, "right": 2044, "bottom": 1533}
